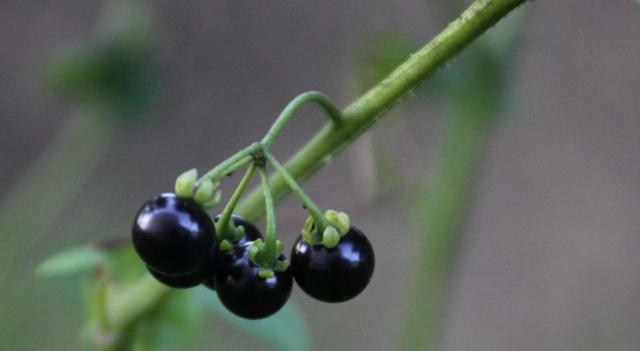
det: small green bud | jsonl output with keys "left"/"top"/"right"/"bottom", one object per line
{"left": 218, "top": 239, "right": 232, "bottom": 252}
{"left": 322, "top": 226, "right": 340, "bottom": 249}
{"left": 175, "top": 168, "right": 197, "bottom": 198}
{"left": 202, "top": 189, "right": 221, "bottom": 209}
{"left": 258, "top": 268, "right": 274, "bottom": 279}
{"left": 325, "top": 210, "right": 338, "bottom": 223}
{"left": 275, "top": 259, "right": 289, "bottom": 272}
{"left": 249, "top": 239, "right": 265, "bottom": 263}
{"left": 249, "top": 244, "right": 260, "bottom": 262}
{"left": 276, "top": 240, "right": 284, "bottom": 252}
{"left": 302, "top": 230, "right": 316, "bottom": 245}
{"left": 194, "top": 179, "right": 214, "bottom": 204}
{"left": 232, "top": 225, "right": 246, "bottom": 242}
{"left": 325, "top": 209, "right": 350, "bottom": 235}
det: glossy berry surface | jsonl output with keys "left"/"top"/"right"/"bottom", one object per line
{"left": 132, "top": 193, "right": 216, "bottom": 275}
{"left": 147, "top": 265, "right": 207, "bottom": 289}
{"left": 203, "top": 215, "right": 263, "bottom": 290}
{"left": 214, "top": 214, "right": 263, "bottom": 245}
{"left": 291, "top": 226, "right": 375, "bottom": 303}
{"left": 215, "top": 242, "right": 293, "bottom": 319}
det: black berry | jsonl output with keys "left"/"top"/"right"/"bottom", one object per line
{"left": 147, "top": 265, "right": 207, "bottom": 289}
{"left": 215, "top": 242, "right": 293, "bottom": 319}
{"left": 203, "top": 215, "right": 263, "bottom": 290}
{"left": 132, "top": 193, "right": 216, "bottom": 275}
{"left": 291, "top": 226, "right": 374, "bottom": 303}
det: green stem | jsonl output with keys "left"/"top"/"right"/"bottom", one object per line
{"left": 216, "top": 163, "right": 257, "bottom": 240}
{"left": 236, "top": 0, "right": 528, "bottom": 221}
{"left": 261, "top": 91, "right": 343, "bottom": 149}
{"left": 195, "top": 143, "right": 261, "bottom": 186}
{"left": 258, "top": 167, "right": 277, "bottom": 253}
{"left": 263, "top": 151, "right": 329, "bottom": 232}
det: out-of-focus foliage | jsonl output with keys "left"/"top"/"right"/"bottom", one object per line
{"left": 350, "top": 3, "right": 528, "bottom": 350}
{"left": 36, "top": 246, "right": 107, "bottom": 278}
{"left": 36, "top": 0, "right": 312, "bottom": 349}
{"left": 38, "top": 241, "right": 311, "bottom": 350}
{"left": 194, "top": 287, "right": 311, "bottom": 351}
{"left": 44, "top": 0, "right": 159, "bottom": 122}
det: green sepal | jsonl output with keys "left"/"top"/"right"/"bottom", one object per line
{"left": 258, "top": 268, "right": 274, "bottom": 279}
{"left": 322, "top": 227, "right": 340, "bottom": 249}
{"left": 193, "top": 179, "right": 214, "bottom": 204}
{"left": 274, "top": 259, "right": 289, "bottom": 272}
{"left": 325, "top": 209, "right": 350, "bottom": 236}
{"left": 304, "top": 215, "right": 316, "bottom": 233}
{"left": 175, "top": 169, "right": 197, "bottom": 198}
{"left": 300, "top": 215, "right": 320, "bottom": 244}
{"left": 249, "top": 239, "right": 264, "bottom": 263}
{"left": 201, "top": 189, "right": 222, "bottom": 209}
{"left": 231, "top": 225, "right": 246, "bottom": 242}
{"left": 218, "top": 240, "right": 232, "bottom": 252}
{"left": 301, "top": 229, "right": 317, "bottom": 245}
{"left": 275, "top": 240, "right": 284, "bottom": 252}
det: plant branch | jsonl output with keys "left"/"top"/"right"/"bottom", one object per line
{"left": 216, "top": 163, "right": 257, "bottom": 241}
{"left": 195, "top": 143, "right": 261, "bottom": 186}
{"left": 236, "top": 0, "right": 528, "bottom": 220}
{"left": 258, "top": 167, "right": 278, "bottom": 251}
{"left": 263, "top": 151, "right": 329, "bottom": 232}
{"left": 261, "top": 91, "right": 343, "bottom": 149}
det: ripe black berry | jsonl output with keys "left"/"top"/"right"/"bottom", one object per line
{"left": 291, "top": 226, "right": 374, "bottom": 303}
{"left": 147, "top": 265, "right": 207, "bottom": 289}
{"left": 132, "top": 193, "right": 216, "bottom": 275}
{"left": 215, "top": 242, "right": 293, "bottom": 319}
{"left": 203, "top": 215, "right": 263, "bottom": 290}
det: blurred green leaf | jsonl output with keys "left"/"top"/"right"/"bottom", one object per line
{"left": 130, "top": 290, "right": 205, "bottom": 351}
{"left": 105, "top": 246, "right": 147, "bottom": 283}
{"left": 193, "top": 287, "right": 311, "bottom": 351}
{"left": 44, "top": 0, "right": 160, "bottom": 123}
{"left": 36, "top": 246, "right": 106, "bottom": 278}
{"left": 398, "top": 5, "right": 529, "bottom": 351}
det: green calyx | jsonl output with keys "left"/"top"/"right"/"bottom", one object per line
{"left": 218, "top": 239, "right": 232, "bottom": 252}
{"left": 248, "top": 239, "right": 289, "bottom": 278}
{"left": 324, "top": 210, "right": 350, "bottom": 236}
{"left": 175, "top": 168, "right": 197, "bottom": 197}
{"left": 215, "top": 222, "right": 246, "bottom": 248}
{"left": 301, "top": 210, "right": 351, "bottom": 248}
{"left": 175, "top": 168, "right": 221, "bottom": 207}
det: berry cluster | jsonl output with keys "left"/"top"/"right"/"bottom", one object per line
{"left": 131, "top": 91, "right": 375, "bottom": 319}
{"left": 132, "top": 191, "right": 374, "bottom": 319}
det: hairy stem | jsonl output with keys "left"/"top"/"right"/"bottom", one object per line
{"left": 258, "top": 167, "right": 277, "bottom": 252}
{"left": 196, "top": 143, "right": 261, "bottom": 186}
{"left": 236, "top": 0, "right": 528, "bottom": 220}
{"left": 261, "top": 91, "right": 343, "bottom": 149}
{"left": 264, "top": 151, "right": 329, "bottom": 232}
{"left": 216, "top": 163, "right": 257, "bottom": 241}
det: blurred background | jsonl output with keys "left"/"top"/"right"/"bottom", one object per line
{"left": 1, "top": 0, "right": 640, "bottom": 350}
